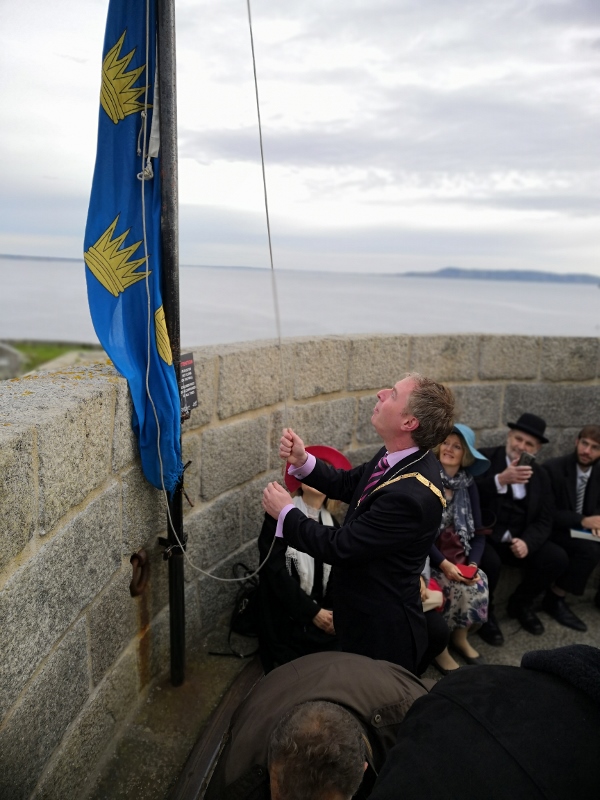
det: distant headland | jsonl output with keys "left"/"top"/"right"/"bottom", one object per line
{"left": 1, "top": 253, "right": 598, "bottom": 284}
{"left": 398, "top": 267, "right": 600, "bottom": 284}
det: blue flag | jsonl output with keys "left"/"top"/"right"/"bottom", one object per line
{"left": 84, "top": 0, "right": 183, "bottom": 493}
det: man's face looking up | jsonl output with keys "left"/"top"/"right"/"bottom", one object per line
{"left": 506, "top": 429, "right": 542, "bottom": 462}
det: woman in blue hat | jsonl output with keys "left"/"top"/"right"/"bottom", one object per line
{"left": 429, "top": 423, "right": 490, "bottom": 674}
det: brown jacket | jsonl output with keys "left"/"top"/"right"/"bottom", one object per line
{"left": 205, "top": 651, "right": 431, "bottom": 800}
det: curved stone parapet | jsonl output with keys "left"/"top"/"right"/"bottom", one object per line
{"left": 0, "top": 333, "right": 598, "bottom": 797}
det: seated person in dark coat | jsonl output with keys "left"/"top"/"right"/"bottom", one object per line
{"left": 543, "top": 424, "right": 600, "bottom": 624}
{"left": 475, "top": 413, "right": 568, "bottom": 645}
{"left": 262, "top": 374, "right": 455, "bottom": 674}
{"left": 256, "top": 445, "right": 350, "bottom": 673}
{"left": 204, "top": 651, "right": 432, "bottom": 800}
{"left": 370, "top": 644, "right": 600, "bottom": 800}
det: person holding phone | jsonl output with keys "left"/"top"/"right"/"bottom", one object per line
{"left": 428, "top": 424, "right": 491, "bottom": 674}
{"left": 475, "top": 413, "right": 568, "bottom": 644}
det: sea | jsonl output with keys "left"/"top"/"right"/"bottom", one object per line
{"left": 1, "top": 257, "right": 599, "bottom": 345}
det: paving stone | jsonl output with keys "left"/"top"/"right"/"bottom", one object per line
{"left": 347, "top": 335, "right": 410, "bottom": 391}
{"left": 87, "top": 567, "right": 138, "bottom": 686}
{"left": 0, "top": 487, "right": 121, "bottom": 718}
{"left": 540, "top": 337, "right": 599, "bottom": 382}
{"left": 451, "top": 384, "right": 503, "bottom": 430}
{"left": 185, "top": 493, "right": 242, "bottom": 572}
{"left": 0, "top": 424, "right": 36, "bottom": 572}
{"left": 269, "top": 399, "right": 356, "bottom": 467}
{"left": 504, "top": 384, "right": 598, "bottom": 429}
{"left": 217, "top": 341, "right": 284, "bottom": 419}
{"left": 201, "top": 416, "right": 269, "bottom": 500}
{"left": 112, "top": 379, "right": 137, "bottom": 472}
{"left": 0, "top": 620, "right": 89, "bottom": 800}
{"left": 32, "top": 649, "right": 139, "bottom": 800}
{"left": 121, "top": 463, "right": 168, "bottom": 554}
{"left": 409, "top": 335, "right": 479, "bottom": 382}
{"left": 479, "top": 335, "right": 540, "bottom": 380}
{"left": 240, "top": 470, "right": 282, "bottom": 543}
{"left": 355, "top": 395, "right": 380, "bottom": 444}
{"left": 291, "top": 337, "right": 349, "bottom": 400}
{"left": 181, "top": 348, "right": 218, "bottom": 431}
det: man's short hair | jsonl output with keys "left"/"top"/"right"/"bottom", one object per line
{"left": 406, "top": 373, "right": 455, "bottom": 450}
{"left": 268, "top": 701, "right": 366, "bottom": 800}
{"left": 578, "top": 425, "right": 600, "bottom": 446}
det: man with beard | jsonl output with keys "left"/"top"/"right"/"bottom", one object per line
{"left": 542, "top": 425, "right": 600, "bottom": 627}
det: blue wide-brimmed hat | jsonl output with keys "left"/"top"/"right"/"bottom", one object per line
{"left": 452, "top": 423, "right": 490, "bottom": 476}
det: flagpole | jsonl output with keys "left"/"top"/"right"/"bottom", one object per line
{"left": 157, "top": 0, "right": 185, "bottom": 688}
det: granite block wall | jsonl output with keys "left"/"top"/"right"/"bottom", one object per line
{"left": 0, "top": 334, "right": 599, "bottom": 798}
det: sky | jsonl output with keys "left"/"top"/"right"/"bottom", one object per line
{"left": 0, "top": 0, "right": 599, "bottom": 275}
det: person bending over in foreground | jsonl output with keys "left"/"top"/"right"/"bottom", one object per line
{"left": 370, "top": 644, "right": 600, "bottom": 800}
{"left": 204, "top": 650, "right": 431, "bottom": 800}
{"left": 262, "top": 373, "right": 455, "bottom": 673}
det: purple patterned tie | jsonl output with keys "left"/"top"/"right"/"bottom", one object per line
{"left": 358, "top": 454, "right": 389, "bottom": 505}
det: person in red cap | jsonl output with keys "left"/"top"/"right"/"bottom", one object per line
{"left": 257, "top": 445, "right": 351, "bottom": 673}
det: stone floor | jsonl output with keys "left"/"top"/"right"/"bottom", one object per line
{"left": 87, "top": 594, "right": 600, "bottom": 800}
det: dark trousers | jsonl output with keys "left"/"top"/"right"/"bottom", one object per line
{"left": 552, "top": 530, "right": 600, "bottom": 595}
{"left": 417, "top": 610, "right": 450, "bottom": 675}
{"left": 480, "top": 538, "right": 568, "bottom": 607}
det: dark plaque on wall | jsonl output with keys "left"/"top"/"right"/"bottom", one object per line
{"left": 179, "top": 353, "right": 199, "bottom": 417}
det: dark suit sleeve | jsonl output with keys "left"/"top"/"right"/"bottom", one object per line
{"left": 300, "top": 457, "right": 373, "bottom": 505}
{"left": 282, "top": 490, "right": 424, "bottom": 566}
{"left": 258, "top": 513, "right": 320, "bottom": 622}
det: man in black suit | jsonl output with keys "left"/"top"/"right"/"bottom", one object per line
{"left": 262, "top": 374, "right": 455, "bottom": 674}
{"left": 542, "top": 425, "right": 600, "bottom": 627}
{"left": 475, "top": 413, "right": 568, "bottom": 645}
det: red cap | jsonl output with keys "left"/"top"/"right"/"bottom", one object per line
{"left": 284, "top": 445, "right": 352, "bottom": 493}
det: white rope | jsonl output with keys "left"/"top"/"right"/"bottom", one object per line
{"left": 137, "top": 0, "right": 278, "bottom": 583}
{"left": 246, "top": 0, "right": 288, "bottom": 428}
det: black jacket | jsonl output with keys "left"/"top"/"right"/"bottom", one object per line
{"left": 256, "top": 511, "right": 339, "bottom": 673}
{"left": 475, "top": 446, "right": 553, "bottom": 554}
{"left": 281, "top": 448, "right": 445, "bottom": 672}
{"left": 370, "top": 645, "right": 600, "bottom": 800}
{"left": 543, "top": 451, "right": 600, "bottom": 535}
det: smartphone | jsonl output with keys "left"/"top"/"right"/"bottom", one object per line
{"left": 517, "top": 451, "right": 536, "bottom": 467}
{"left": 457, "top": 564, "right": 478, "bottom": 579}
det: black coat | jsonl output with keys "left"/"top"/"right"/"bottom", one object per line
{"left": 281, "top": 448, "right": 445, "bottom": 672}
{"left": 256, "top": 511, "right": 339, "bottom": 673}
{"left": 475, "top": 446, "right": 553, "bottom": 554}
{"left": 370, "top": 645, "right": 600, "bottom": 800}
{"left": 543, "top": 451, "right": 600, "bottom": 535}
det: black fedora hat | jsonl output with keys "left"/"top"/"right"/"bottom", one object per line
{"left": 507, "top": 412, "right": 549, "bottom": 444}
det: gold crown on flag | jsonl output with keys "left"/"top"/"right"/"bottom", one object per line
{"left": 84, "top": 216, "right": 149, "bottom": 296}
{"left": 101, "top": 31, "right": 150, "bottom": 124}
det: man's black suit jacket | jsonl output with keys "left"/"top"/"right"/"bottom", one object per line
{"left": 281, "top": 447, "right": 444, "bottom": 672}
{"left": 543, "top": 451, "right": 600, "bottom": 536}
{"left": 475, "top": 446, "right": 553, "bottom": 554}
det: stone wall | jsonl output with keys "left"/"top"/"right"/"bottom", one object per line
{"left": 0, "top": 334, "right": 599, "bottom": 798}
